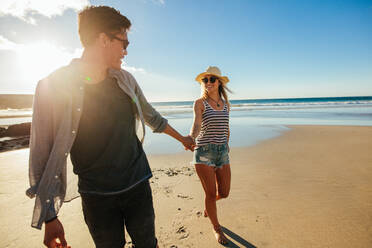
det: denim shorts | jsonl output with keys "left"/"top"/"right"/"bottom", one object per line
{"left": 81, "top": 180, "right": 157, "bottom": 248}
{"left": 192, "top": 143, "right": 230, "bottom": 168}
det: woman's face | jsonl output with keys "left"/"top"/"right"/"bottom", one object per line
{"left": 201, "top": 75, "right": 220, "bottom": 94}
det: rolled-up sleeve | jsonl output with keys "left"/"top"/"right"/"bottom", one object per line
{"left": 131, "top": 75, "right": 168, "bottom": 133}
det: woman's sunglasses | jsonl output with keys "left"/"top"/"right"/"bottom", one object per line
{"left": 202, "top": 76, "right": 218, "bottom": 84}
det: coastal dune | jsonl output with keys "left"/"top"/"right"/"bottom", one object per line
{"left": 0, "top": 125, "right": 371, "bottom": 248}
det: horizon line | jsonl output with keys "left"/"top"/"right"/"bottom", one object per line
{"left": 1, "top": 94, "right": 372, "bottom": 103}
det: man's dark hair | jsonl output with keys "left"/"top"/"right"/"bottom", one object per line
{"left": 78, "top": 6, "right": 131, "bottom": 47}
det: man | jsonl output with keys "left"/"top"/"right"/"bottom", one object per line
{"left": 26, "top": 5, "right": 194, "bottom": 248}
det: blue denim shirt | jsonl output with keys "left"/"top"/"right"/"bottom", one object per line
{"left": 26, "top": 59, "right": 168, "bottom": 229}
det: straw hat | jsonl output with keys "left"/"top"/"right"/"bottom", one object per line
{"left": 195, "top": 66, "right": 229, "bottom": 84}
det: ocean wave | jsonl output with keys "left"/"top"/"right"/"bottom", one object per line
{"left": 0, "top": 109, "right": 32, "bottom": 118}
{"left": 231, "top": 100, "right": 372, "bottom": 107}
{"left": 1, "top": 100, "right": 372, "bottom": 119}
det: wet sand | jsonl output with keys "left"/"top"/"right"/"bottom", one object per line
{"left": 0, "top": 125, "right": 372, "bottom": 248}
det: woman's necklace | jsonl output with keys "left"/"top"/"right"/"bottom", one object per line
{"left": 209, "top": 97, "right": 221, "bottom": 107}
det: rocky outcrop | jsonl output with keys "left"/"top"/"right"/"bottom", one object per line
{"left": 0, "top": 122, "right": 31, "bottom": 137}
{"left": 0, "top": 127, "right": 6, "bottom": 137}
{"left": 0, "top": 122, "right": 31, "bottom": 152}
{"left": 0, "top": 136, "right": 30, "bottom": 152}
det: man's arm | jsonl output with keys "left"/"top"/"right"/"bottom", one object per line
{"left": 131, "top": 74, "right": 194, "bottom": 149}
{"left": 28, "top": 80, "right": 54, "bottom": 197}
{"left": 163, "top": 124, "right": 195, "bottom": 151}
{"left": 131, "top": 74, "right": 168, "bottom": 133}
{"left": 28, "top": 80, "right": 58, "bottom": 224}
{"left": 28, "top": 80, "right": 70, "bottom": 247}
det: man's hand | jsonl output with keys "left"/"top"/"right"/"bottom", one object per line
{"left": 44, "top": 218, "right": 70, "bottom": 248}
{"left": 181, "top": 135, "right": 195, "bottom": 151}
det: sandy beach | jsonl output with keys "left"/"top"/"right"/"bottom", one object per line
{"left": 1, "top": 125, "right": 372, "bottom": 248}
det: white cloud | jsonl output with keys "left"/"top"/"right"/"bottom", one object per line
{"left": 0, "top": 35, "right": 18, "bottom": 50}
{"left": 0, "top": 0, "right": 90, "bottom": 24}
{"left": 123, "top": 64, "right": 147, "bottom": 74}
{"left": 150, "top": 0, "right": 165, "bottom": 5}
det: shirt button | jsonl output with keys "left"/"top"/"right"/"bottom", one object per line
{"left": 46, "top": 199, "right": 50, "bottom": 203}
{"left": 77, "top": 108, "right": 81, "bottom": 112}
{"left": 65, "top": 152, "right": 68, "bottom": 156}
{"left": 54, "top": 175, "right": 59, "bottom": 179}
{"left": 72, "top": 130, "right": 76, "bottom": 134}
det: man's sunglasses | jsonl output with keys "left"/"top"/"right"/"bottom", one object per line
{"left": 106, "top": 33, "right": 130, "bottom": 50}
{"left": 202, "top": 76, "right": 218, "bottom": 84}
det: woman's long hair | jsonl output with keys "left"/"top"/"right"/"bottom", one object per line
{"left": 202, "top": 79, "right": 232, "bottom": 109}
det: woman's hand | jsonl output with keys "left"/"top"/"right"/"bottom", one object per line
{"left": 181, "top": 135, "right": 195, "bottom": 151}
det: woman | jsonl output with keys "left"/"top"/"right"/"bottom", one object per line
{"left": 189, "top": 66, "right": 232, "bottom": 245}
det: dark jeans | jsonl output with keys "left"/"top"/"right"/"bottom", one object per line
{"left": 81, "top": 180, "right": 157, "bottom": 248}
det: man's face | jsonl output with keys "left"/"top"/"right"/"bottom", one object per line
{"left": 104, "top": 31, "right": 129, "bottom": 70}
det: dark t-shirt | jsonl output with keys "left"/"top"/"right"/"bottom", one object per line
{"left": 70, "top": 77, "right": 151, "bottom": 194}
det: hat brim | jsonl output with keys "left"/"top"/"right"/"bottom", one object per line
{"left": 195, "top": 72, "right": 229, "bottom": 84}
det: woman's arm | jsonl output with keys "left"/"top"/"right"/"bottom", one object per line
{"left": 227, "top": 128, "right": 230, "bottom": 152}
{"left": 189, "top": 99, "right": 204, "bottom": 141}
{"left": 227, "top": 106, "right": 230, "bottom": 151}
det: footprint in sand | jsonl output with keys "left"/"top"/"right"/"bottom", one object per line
{"left": 163, "top": 186, "right": 173, "bottom": 196}
{"left": 177, "top": 194, "right": 193, "bottom": 200}
{"left": 176, "top": 225, "right": 189, "bottom": 240}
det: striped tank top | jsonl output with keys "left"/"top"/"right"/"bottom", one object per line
{"left": 196, "top": 100, "right": 229, "bottom": 147}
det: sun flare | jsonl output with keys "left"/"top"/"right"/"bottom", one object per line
{"left": 16, "top": 41, "right": 82, "bottom": 83}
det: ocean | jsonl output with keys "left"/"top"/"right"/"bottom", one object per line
{"left": 1, "top": 96, "right": 372, "bottom": 154}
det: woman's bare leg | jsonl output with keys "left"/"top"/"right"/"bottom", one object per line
{"left": 204, "top": 164, "right": 231, "bottom": 216}
{"left": 195, "top": 164, "right": 229, "bottom": 245}
{"left": 195, "top": 164, "right": 219, "bottom": 226}
{"left": 216, "top": 164, "right": 231, "bottom": 200}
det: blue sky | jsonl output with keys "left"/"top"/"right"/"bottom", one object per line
{"left": 0, "top": 0, "right": 371, "bottom": 101}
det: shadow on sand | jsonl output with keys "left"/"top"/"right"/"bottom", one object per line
{"left": 221, "top": 226, "right": 257, "bottom": 248}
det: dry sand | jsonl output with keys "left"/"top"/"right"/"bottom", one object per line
{"left": 1, "top": 125, "right": 372, "bottom": 248}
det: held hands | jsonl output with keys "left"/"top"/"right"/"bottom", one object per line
{"left": 181, "top": 135, "right": 195, "bottom": 151}
{"left": 44, "top": 218, "right": 71, "bottom": 248}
